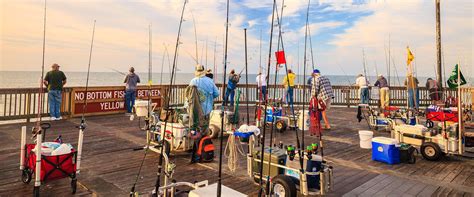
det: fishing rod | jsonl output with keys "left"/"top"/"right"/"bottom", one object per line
{"left": 244, "top": 28, "right": 250, "bottom": 125}
{"left": 107, "top": 67, "right": 127, "bottom": 76}
{"left": 308, "top": 23, "right": 315, "bottom": 70}
{"left": 191, "top": 11, "right": 199, "bottom": 64}
{"left": 34, "top": 0, "right": 47, "bottom": 138}
{"left": 390, "top": 54, "right": 402, "bottom": 86}
{"left": 336, "top": 62, "right": 353, "bottom": 87}
{"left": 77, "top": 20, "right": 96, "bottom": 175}
{"left": 362, "top": 49, "right": 368, "bottom": 84}
{"left": 152, "top": 1, "right": 187, "bottom": 196}
{"left": 263, "top": 0, "right": 285, "bottom": 193}
{"left": 160, "top": 44, "right": 166, "bottom": 86}
{"left": 257, "top": 0, "right": 277, "bottom": 196}
{"left": 213, "top": 37, "right": 217, "bottom": 82}
{"left": 129, "top": 23, "right": 153, "bottom": 196}
{"left": 301, "top": 0, "right": 311, "bottom": 167}
{"left": 217, "top": 0, "right": 230, "bottom": 195}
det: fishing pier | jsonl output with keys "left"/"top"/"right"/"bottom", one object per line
{"left": 0, "top": 85, "right": 473, "bottom": 196}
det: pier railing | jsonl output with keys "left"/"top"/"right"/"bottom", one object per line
{"left": 1, "top": 84, "right": 472, "bottom": 121}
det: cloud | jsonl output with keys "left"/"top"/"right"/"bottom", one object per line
{"left": 0, "top": 0, "right": 472, "bottom": 80}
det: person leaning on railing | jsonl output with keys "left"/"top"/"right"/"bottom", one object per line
{"left": 43, "top": 63, "right": 67, "bottom": 121}
{"left": 356, "top": 74, "right": 369, "bottom": 104}
{"left": 124, "top": 67, "right": 140, "bottom": 115}
{"left": 311, "top": 69, "right": 334, "bottom": 130}
{"left": 374, "top": 74, "right": 390, "bottom": 109}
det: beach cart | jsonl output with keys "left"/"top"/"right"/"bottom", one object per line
{"left": 20, "top": 123, "right": 80, "bottom": 197}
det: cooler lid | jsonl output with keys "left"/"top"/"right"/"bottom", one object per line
{"left": 372, "top": 137, "right": 398, "bottom": 145}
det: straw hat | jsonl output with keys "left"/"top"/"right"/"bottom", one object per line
{"left": 206, "top": 68, "right": 212, "bottom": 74}
{"left": 195, "top": 64, "right": 206, "bottom": 77}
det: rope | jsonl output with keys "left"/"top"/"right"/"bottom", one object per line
{"left": 224, "top": 134, "right": 246, "bottom": 173}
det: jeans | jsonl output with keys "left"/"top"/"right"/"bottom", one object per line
{"left": 259, "top": 86, "right": 267, "bottom": 101}
{"left": 48, "top": 90, "right": 62, "bottom": 118}
{"left": 408, "top": 89, "right": 419, "bottom": 109}
{"left": 360, "top": 87, "right": 369, "bottom": 104}
{"left": 225, "top": 88, "right": 235, "bottom": 106}
{"left": 286, "top": 87, "right": 294, "bottom": 104}
{"left": 125, "top": 90, "right": 136, "bottom": 113}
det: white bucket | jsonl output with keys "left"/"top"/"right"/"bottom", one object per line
{"left": 359, "top": 130, "right": 374, "bottom": 149}
{"left": 134, "top": 100, "right": 150, "bottom": 117}
{"left": 298, "top": 110, "right": 310, "bottom": 131}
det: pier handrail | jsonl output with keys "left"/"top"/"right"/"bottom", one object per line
{"left": 0, "top": 85, "right": 472, "bottom": 121}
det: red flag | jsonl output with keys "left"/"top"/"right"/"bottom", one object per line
{"left": 275, "top": 51, "right": 286, "bottom": 64}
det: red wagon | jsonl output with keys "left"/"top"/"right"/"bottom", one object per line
{"left": 425, "top": 106, "right": 458, "bottom": 128}
{"left": 20, "top": 123, "right": 81, "bottom": 197}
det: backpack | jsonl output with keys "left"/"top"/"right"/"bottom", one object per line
{"left": 197, "top": 136, "right": 215, "bottom": 162}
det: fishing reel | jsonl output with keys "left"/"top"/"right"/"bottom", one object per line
{"left": 286, "top": 145, "right": 296, "bottom": 161}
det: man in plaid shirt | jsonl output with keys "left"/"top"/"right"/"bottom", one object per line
{"left": 311, "top": 69, "right": 334, "bottom": 130}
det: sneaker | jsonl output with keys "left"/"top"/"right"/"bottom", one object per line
{"left": 50, "top": 117, "right": 57, "bottom": 121}
{"left": 56, "top": 117, "right": 62, "bottom": 120}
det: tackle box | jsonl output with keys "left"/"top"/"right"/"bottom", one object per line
{"left": 252, "top": 147, "right": 286, "bottom": 178}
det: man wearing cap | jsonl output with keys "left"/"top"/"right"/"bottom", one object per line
{"left": 43, "top": 63, "right": 67, "bottom": 120}
{"left": 124, "top": 67, "right": 140, "bottom": 114}
{"left": 224, "top": 69, "right": 240, "bottom": 106}
{"left": 256, "top": 72, "right": 267, "bottom": 101}
{"left": 190, "top": 65, "right": 219, "bottom": 117}
{"left": 374, "top": 74, "right": 389, "bottom": 108}
{"left": 356, "top": 74, "right": 369, "bottom": 104}
{"left": 311, "top": 69, "right": 334, "bottom": 130}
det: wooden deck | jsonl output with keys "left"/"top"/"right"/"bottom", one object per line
{"left": 0, "top": 107, "right": 473, "bottom": 196}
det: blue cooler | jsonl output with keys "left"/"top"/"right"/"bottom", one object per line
{"left": 266, "top": 108, "right": 282, "bottom": 122}
{"left": 371, "top": 137, "right": 400, "bottom": 164}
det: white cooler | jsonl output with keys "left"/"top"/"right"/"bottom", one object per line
{"left": 160, "top": 122, "right": 193, "bottom": 151}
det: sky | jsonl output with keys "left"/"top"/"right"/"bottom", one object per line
{"left": 1, "top": 0, "right": 473, "bottom": 78}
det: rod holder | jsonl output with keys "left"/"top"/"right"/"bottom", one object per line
{"left": 20, "top": 126, "right": 26, "bottom": 170}
{"left": 34, "top": 133, "right": 42, "bottom": 187}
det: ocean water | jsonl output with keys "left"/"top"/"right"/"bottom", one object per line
{"left": 0, "top": 71, "right": 468, "bottom": 88}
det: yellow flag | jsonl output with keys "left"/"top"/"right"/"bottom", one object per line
{"left": 406, "top": 47, "right": 414, "bottom": 66}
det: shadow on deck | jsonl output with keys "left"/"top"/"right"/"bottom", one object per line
{"left": 0, "top": 107, "right": 473, "bottom": 196}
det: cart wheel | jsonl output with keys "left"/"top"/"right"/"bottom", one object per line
{"left": 33, "top": 186, "right": 40, "bottom": 197}
{"left": 21, "top": 169, "right": 32, "bottom": 184}
{"left": 421, "top": 142, "right": 443, "bottom": 161}
{"left": 272, "top": 175, "right": 296, "bottom": 197}
{"left": 425, "top": 120, "right": 434, "bottom": 128}
{"left": 208, "top": 125, "right": 219, "bottom": 139}
{"left": 70, "top": 179, "right": 77, "bottom": 194}
{"left": 275, "top": 120, "right": 287, "bottom": 133}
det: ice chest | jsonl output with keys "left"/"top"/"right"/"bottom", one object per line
{"left": 371, "top": 137, "right": 400, "bottom": 164}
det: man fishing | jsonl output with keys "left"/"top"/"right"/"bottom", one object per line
{"left": 404, "top": 74, "right": 419, "bottom": 109}
{"left": 256, "top": 72, "right": 267, "bottom": 101}
{"left": 124, "top": 67, "right": 140, "bottom": 114}
{"left": 43, "top": 63, "right": 67, "bottom": 120}
{"left": 282, "top": 69, "right": 296, "bottom": 107}
{"left": 311, "top": 69, "right": 334, "bottom": 130}
{"left": 188, "top": 64, "right": 219, "bottom": 163}
{"left": 224, "top": 69, "right": 241, "bottom": 106}
{"left": 356, "top": 74, "right": 369, "bottom": 104}
{"left": 426, "top": 78, "right": 442, "bottom": 104}
{"left": 374, "top": 74, "right": 390, "bottom": 108}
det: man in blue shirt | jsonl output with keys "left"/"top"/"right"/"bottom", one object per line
{"left": 224, "top": 69, "right": 240, "bottom": 106}
{"left": 189, "top": 65, "right": 219, "bottom": 117}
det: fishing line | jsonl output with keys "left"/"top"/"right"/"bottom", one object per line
{"left": 257, "top": 0, "right": 277, "bottom": 196}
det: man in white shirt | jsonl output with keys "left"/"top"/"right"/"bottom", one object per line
{"left": 256, "top": 72, "right": 267, "bottom": 101}
{"left": 356, "top": 74, "right": 369, "bottom": 104}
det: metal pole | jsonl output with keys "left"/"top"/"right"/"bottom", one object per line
{"left": 244, "top": 28, "right": 250, "bottom": 125}
{"left": 436, "top": 0, "right": 443, "bottom": 87}
{"left": 457, "top": 63, "right": 463, "bottom": 154}
{"left": 217, "top": 0, "right": 230, "bottom": 195}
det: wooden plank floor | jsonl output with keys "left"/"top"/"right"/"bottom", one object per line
{"left": 0, "top": 107, "right": 473, "bottom": 196}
